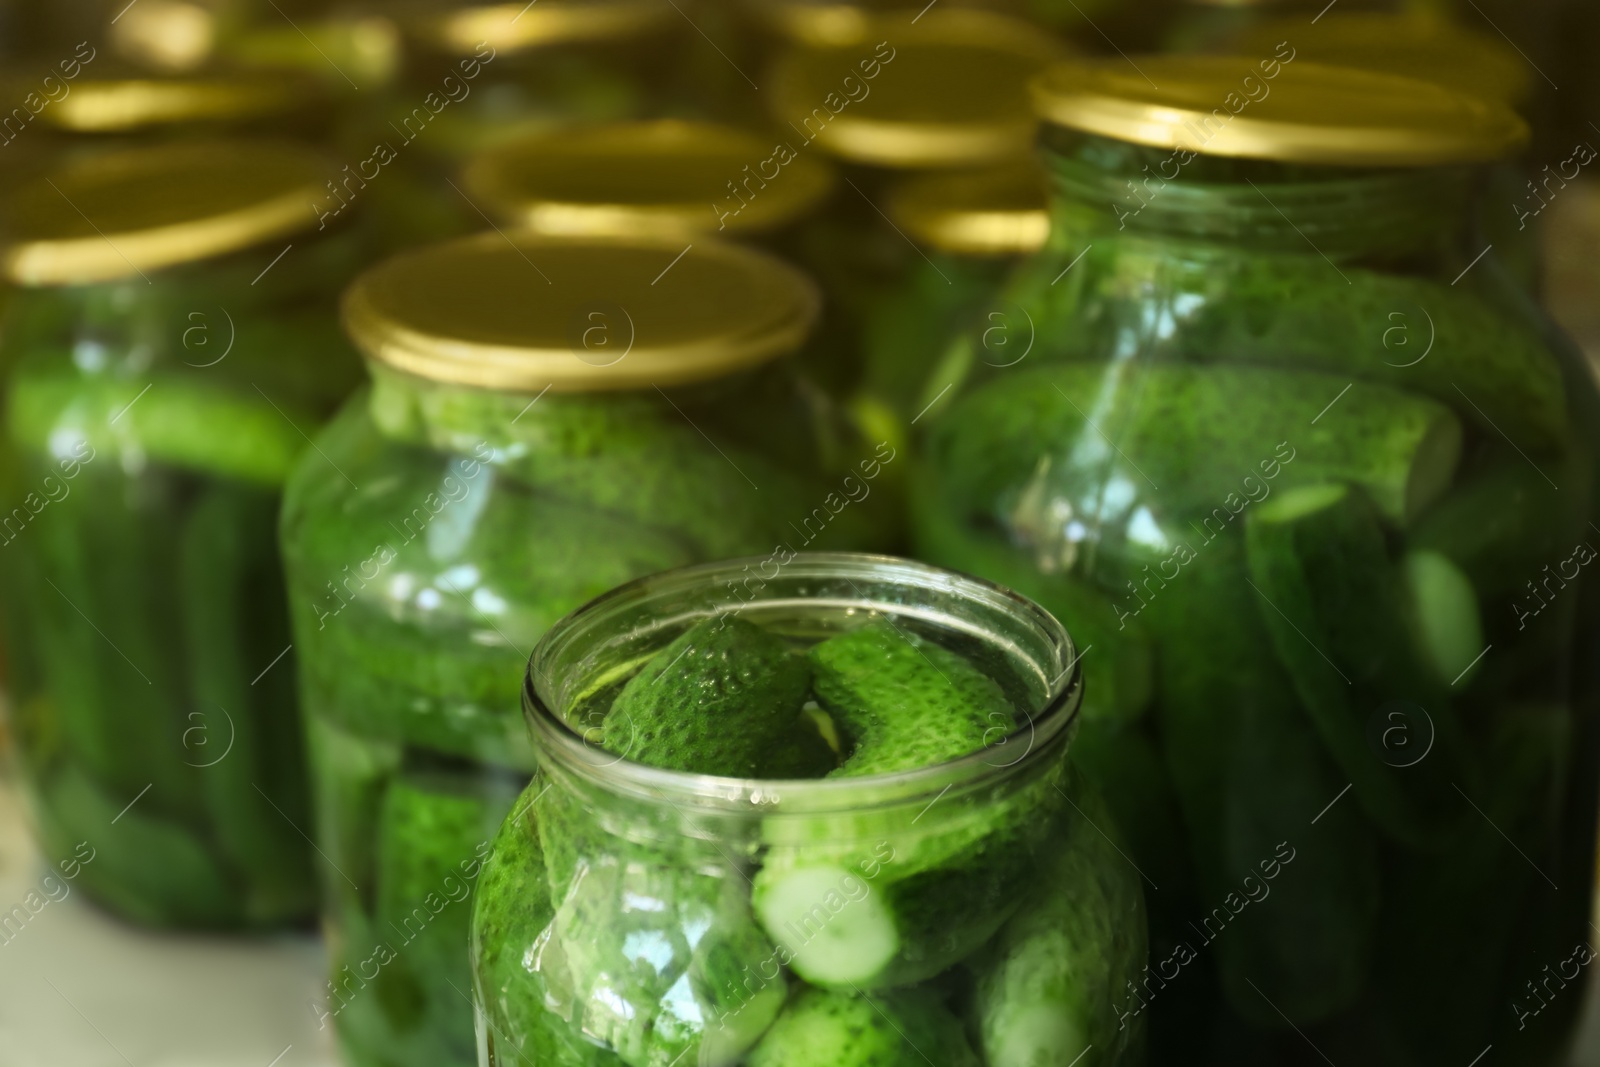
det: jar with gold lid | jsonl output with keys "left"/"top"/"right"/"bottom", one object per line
{"left": 281, "top": 232, "right": 896, "bottom": 1067}
{"left": 345, "top": 0, "right": 685, "bottom": 251}
{"left": 857, "top": 161, "right": 1049, "bottom": 455}
{"left": 0, "top": 139, "right": 365, "bottom": 929}
{"left": 765, "top": 9, "right": 1064, "bottom": 397}
{"left": 913, "top": 56, "right": 1600, "bottom": 1065}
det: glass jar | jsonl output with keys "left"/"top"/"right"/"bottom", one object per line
{"left": 282, "top": 233, "right": 898, "bottom": 1067}
{"left": 471, "top": 552, "right": 1148, "bottom": 1067}
{"left": 765, "top": 8, "right": 1065, "bottom": 397}
{"left": 857, "top": 161, "right": 1049, "bottom": 455}
{"left": 462, "top": 118, "right": 841, "bottom": 386}
{"left": 913, "top": 58, "right": 1600, "bottom": 1066}
{"left": 354, "top": 0, "right": 684, "bottom": 252}
{"left": 0, "top": 140, "right": 365, "bottom": 928}
{"left": 461, "top": 118, "right": 836, "bottom": 241}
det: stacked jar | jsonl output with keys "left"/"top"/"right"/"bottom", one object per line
{"left": 282, "top": 232, "right": 895, "bottom": 1067}
{"left": 0, "top": 140, "right": 365, "bottom": 928}
{"left": 764, "top": 8, "right": 1064, "bottom": 397}
{"left": 913, "top": 56, "right": 1600, "bottom": 1066}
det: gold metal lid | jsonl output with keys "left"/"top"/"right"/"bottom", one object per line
{"left": 887, "top": 163, "right": 1049, "bottom": 256}
{"left": 394, "top": 0, "right": 674, "bottom": 56}
{"left": 1230, "top": 14, "right": 1531, "bottom": 106}
{"left": 343, "top": 233, "right": 821, "bottom": 393}
{"left": 462, "top": 119, "right": 836, "bottom": 237}
{"left": 769, "top": 10, "right": 1067, "bottom": 169}
{"left": 750, "top": 0, "right": 1018, "bottom": 47}
{"left": 1031, "top": 57, "right": 1529, "bottom": 166}
{"left": 112, "top": 1, "right": 401, "bottom": 85}
{"left": 3, "top": 141, "right": 330, "bottom": 286}
{"left": 22, "top": 64, "right": 320, "bottom": 133}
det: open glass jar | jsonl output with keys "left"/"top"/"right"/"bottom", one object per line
{"left": 472, "top": 553, "right": 1147, "bottom": 1067}
{"left": 913, "top": 57, "right": 1600, "bottom": 1065}
{"left": 0, "top": 140, "right": 364, "bottom": 928}
{"left": 282, "top": 233, "right": 897, "bottom": 1067}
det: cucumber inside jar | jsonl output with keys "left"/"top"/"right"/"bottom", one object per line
{"left": 476, "top": 569, "right": 1148, "bottom": 1067}
{"left": 912, "top": 58, "right": 1600, "bottom": 1063}
{"left": 3, "top": 350, "right": 324, "bottom": 927}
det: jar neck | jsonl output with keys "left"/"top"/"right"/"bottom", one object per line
{"left": 1040, "top": 131, "right": 1476, "bottom": 265}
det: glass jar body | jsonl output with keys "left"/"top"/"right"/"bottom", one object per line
{"left": 282, "top": 370, "right": 897, "bottom": 1067}
{"left": 912, "top": 138, "right": 1600, "bottom": 1066}
{"left": 0, "top": 240, "right": 362, "bottom": 929}
{"left": 470, "top": 554, "right": 1145, "bottom": 1067}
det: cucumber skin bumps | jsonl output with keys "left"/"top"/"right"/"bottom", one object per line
{"left": 472, "top": 612, "right": 1148, "bottom": 1067}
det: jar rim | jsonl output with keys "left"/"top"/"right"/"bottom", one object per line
{"left": 522, "top": 552, "right": 1083, "bottom": 813}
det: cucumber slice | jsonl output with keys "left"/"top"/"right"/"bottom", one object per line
{"left": 809, "top": 620, "right": 1008, "bottom": 777}
{"left": 747, "top": 986, "right": 980, "bottom": 1067}
{"left": 600, "top": 617, "right": 812, "bottom": 777}
{"left": 927, "top": 362, "right": 1462, "bottom": 526}
{"left": 1404, "top": 550, "right": 1485, "bottom": 686}
{"left": 752, "top": 621, "right": 1061, "bottom": 988}
{"left": 970, "top": 780, "right": 1147, "bottom": 1067}
{"left": 1245, "top": 484, "right": 1473, "bottom": 845}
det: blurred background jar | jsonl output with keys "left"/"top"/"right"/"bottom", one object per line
{"left": 0, "top": 140, "right": 365, "bottom": 929}
{"left": 856, "top": 161, "right": 1049, "bottom": 460}
{"left": 764, "top": 7, "right": 1064, "bottom": 399}
{"left": 462, "top": 117, "right": 847, "bottom": 386}
{"left": 912, "top": 56, "right": 1600, "bottom": 1065}
{"left": 280, "top": 232, "right": 895, "bottom": 1067}
{"left": 355, "top": 0, "right": 686, "bottom": 250}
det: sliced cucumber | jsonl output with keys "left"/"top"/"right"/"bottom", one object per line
{"left": 1404, "top": 550, "right": 1485, "bottom": 686}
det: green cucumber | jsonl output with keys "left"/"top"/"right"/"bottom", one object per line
{"left": 1244, "top": 484, "right": 1473, "bottom": 845}
{"left": 305, "top": 715, "right": 400, "bottom": 915}
{"left": 747, "top": 986, "right": 980, "bottom": 1067}
{"left": 1176, "top": 255, "right": 1568, "bottom": 451}
{"left": 373, "top": 767, "right": 522, "bottom": 1064}
{"left": 600, "top": 617, "right": 812, "bottom": 777}
{"left": 1411, "top": 455, "right": 1585, "bottom": 602}
{"left": 472, "top": 780, "right": 622, "bottom": 1067}
{"left": 368, "top": 367, "right": 809, "bottom": 559}
{"left": 541, "top": 846, "right": 784, "bottom": 1067}
{"left": 809, "top": 619, "right": 1010, "bottom": 777}
{"left": 969, "top": 779, "right": 1148, "bottom": 1067}
{"left": 38, "top": 766, "right": 235, "bottom": 927}
{"left": 1067, "top": 720, "right": 1193, "bottom": 905}
{"left": 751, "top": 622, "right": 1060, "bottom": 988}
{"left": 1144, "top": 529, "right": 1379, "bottom": 1025}
{"left": 8, "top": 366, "right": 311, "bottom": 487}
{"left": 179, "top": 481, "right": 312, "bottom": 923}
{"left": 927, "top": 362, "right": 1462, "bottom": 526}
{"left": 1373, "top": 703, "right": 1568, "bottom": 1065}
